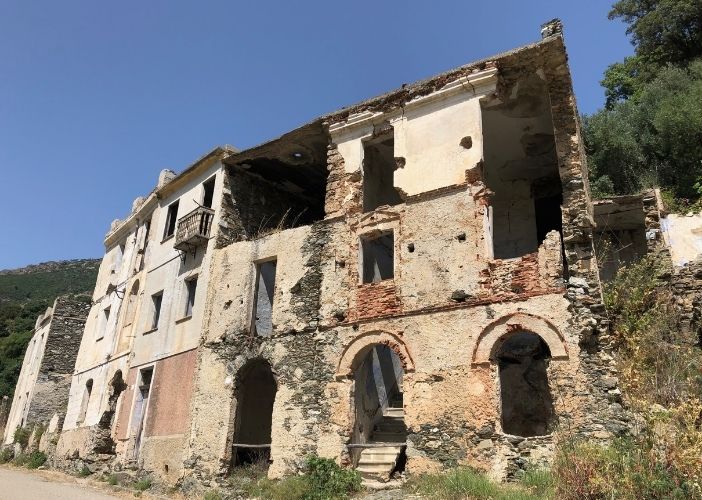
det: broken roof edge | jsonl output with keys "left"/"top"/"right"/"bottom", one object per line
{"left": 220, "top": 34, "right": 565, "bottom": 164}
{"left": 156, "top": 145, "right": 238, "bottom": 199}
{"left": 104, "top": 192, "right": 159, "bottom": 248}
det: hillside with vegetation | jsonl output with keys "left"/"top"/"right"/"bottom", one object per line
{"left": 0, "top": 259, "right": 100, "bottom": 399}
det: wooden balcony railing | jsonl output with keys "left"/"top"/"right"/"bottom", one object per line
{"left": 174, "top": 206, "right": 214, "bottom": 252}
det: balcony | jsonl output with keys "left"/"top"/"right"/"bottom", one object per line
{"left": 174, "top": 206, "right": 215, "bottom": 252}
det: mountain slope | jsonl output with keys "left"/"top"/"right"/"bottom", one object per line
{"left": 0, "top": 259, "right": 100, "bottom": 398}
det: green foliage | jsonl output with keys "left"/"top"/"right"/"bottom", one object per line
{"left": 25, "top": 451, "right": 46, "bottom": 469}
{"left": 0, "top": 259, "right": 98, "bottom": 398}
{"left": 133, "top": 477, "right": 152, "bottom": 491}
{"left": 587, "top": 60, "right": 702, "bottom": 200}
{"left": 13, "top": 427, "right": 30, "bottom": 448}
{"left": 106, "top": 474, "right": 118, "bottom": 485}
{"left": 202, "top": 490, "right": 223, "bottom": 500}
{"left": 0, "top": 448, "right": 13, "bottom": 464}
{"left": 77, "top": 465, "right": 92, "bottom": 477}
{"left": 553, "top": 438, "right": 695, "bottom": 499}
{"left": 405, "top": 467, "right": 548, "bottom": 500}
{"left": 303, "top": 456, "right": 361, "bottom": 499}
{"left": 603, "top": 0, "right": 702, "bottom": 105}
{"left": 229, "top": 456, "right": 360, "bottom": 500}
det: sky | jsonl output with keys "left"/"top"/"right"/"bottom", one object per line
{"left": 0, "top": 1, "right": 633, "bottom": 270}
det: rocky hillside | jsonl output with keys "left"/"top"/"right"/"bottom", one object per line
{"left": 0, "top": 259, "right": 100, "bottom": 398}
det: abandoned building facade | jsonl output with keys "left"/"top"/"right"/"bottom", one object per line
{"left": 4, "top": 24, "right": 641, "bottom": 486}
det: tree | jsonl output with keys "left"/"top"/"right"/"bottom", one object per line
{"left": 603, "top": 0, "right": 702, "bottom": 105}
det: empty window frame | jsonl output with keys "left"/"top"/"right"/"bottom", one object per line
{"left": 97, "top": 306, "right": 111, "bottom": 341}
{"left": 361, "top": 231, "right": 395, "bottom": 283}
{"left": 184, "top": 277, "right": 198, "bottom": 317}
{"left": 150, "top": 291, "right": 163, "bottom": 330}
{"left": 251, "top": 260, "right": 277, "bottom": 337}
{"left": 132, "top": 367, "right": 153, "bottom": 460}
{"left": 77, "top": 379, "right": 93, "bottom": 424}
{"left": 163, "top": 200, "right": 180, "bottom": 239}
{"left": 362, "top": 128, "right": 402, "bottom": 212}
{"left": 202, "top": 176, "right": 216, "bottom": 209}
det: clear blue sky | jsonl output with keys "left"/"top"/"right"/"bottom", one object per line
{"left": 0, "top": 1, "right": 633, "bottom": 270}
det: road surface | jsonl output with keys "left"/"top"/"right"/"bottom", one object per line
{"left": 0, "top": 466, "right": 119, "bottom": 500}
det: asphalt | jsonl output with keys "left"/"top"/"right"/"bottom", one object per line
{"left": 0, "top": 467, "right": 119, "bottom": 500}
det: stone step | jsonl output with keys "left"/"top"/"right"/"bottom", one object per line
{"left": 384, "top": 407, "right": 404, "bottom": 418}
{"left": 371, "top": 432, "right": 406, "bottom": 443}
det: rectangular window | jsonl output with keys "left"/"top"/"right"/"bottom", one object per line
{"left": 202, "top": 176, "right": 216, "bottom": 209}
{"left": 97, "top": 306, "right": 111, "bottom": 341}
{"left": 184, "top": 277, "right": 198, "bottom": 317}
{"left": 163, "top": 200, "right": 179, "bottom": 239}
{"left": 151, "top": 292, "right": 163, "bottom": 330}
{"left": 252, "top": 260, "right": 277, "bottom": 337}
{"left": 362, "top": 126, "right": 402, "bottom": 212}
{"left": 361, "top": 231, "right": 395, "bottom": 283}
{"left": 132, "top": 367, "right": 153, "bottom": 460}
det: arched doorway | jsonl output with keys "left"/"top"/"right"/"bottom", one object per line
{"left": 351, "top": 344, "right": 406, "bottom": 480}
{"left": 496, "top": 331, "right": 554, "bottom": 437}
{"left": 231, "top": 359, "right": 277, "bottom": 469}
{"left": 95, "top": 370, "right": 127, "bottom": 454}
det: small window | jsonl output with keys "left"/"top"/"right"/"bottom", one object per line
{"left": 97, "top": 306, "right": 111, "bottom": 341}
{"left": 362, "top": 127, "right": 402, "bottom": 212}
{"left": 252, "top": 260, "right": 277, "bottom": 337}
{"left": 361, "top": 231, "right": 395, "bottom": 283}
{"left": 143, "top": 218, "right": 151, "bottom": 249}
{"left": 163, "top": 200, "right": 180, "bottom": 239}
{"left": 202, "top": 177, "right": 216, "bottom": 209}
{"left": 78, "top": 379, "right": 93, "bottom": 424}
{"left": 184, "top": 278, "right": 198, "bottom": 317}
{"left": 151, "top": 292, "right": 163, "bottom": 330}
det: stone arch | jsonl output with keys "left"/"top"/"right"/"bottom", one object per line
{"left": 472, "top": 312, "right": 567, "bottom": 366}
{"left": 336, "top": 330, "right": 415, "bottom": 380}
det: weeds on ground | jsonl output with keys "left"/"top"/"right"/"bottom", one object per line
{"left": 24, "top": 451, "right": 46, "bottom": 469}
{"left": 106, "top": 474, "right": 118, "bottom": 485}
{"left": 133, "top": 477, "right": 152, "bottom": 491}
{"left": 202, "top": 489, "right": 223, "bottom": 500}
{"left": 77, "top": 465, "right": 92, "bottom": 477}
{"left": 228, "top": 455, "right": 360, "bottom": 500}
{"left": 405, "top": 467, "right": 548, "bottom": 500}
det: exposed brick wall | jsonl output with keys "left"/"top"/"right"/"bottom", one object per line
{"left": 351, "top": 281, "right": 401, "bottom": 321}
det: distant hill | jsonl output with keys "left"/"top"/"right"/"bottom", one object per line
{"left": 0, "top": 259, "right": 100, "bottom": 398}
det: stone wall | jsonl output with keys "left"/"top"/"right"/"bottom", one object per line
{"left": 25, "top": 297, "right": 91, "bottom": 428}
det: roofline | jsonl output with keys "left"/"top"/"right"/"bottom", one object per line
{"left": 221, "top": 34, "right": 564, "bottom": 162}
{"left": 156, "top": 145, "right": 237, "bottom": 199}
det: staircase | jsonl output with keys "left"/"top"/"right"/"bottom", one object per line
{"left": 356, "top": 406, "right": 406, "bottom": 482}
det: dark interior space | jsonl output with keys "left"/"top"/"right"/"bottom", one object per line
{"left": 497, "top": 331, "right": 554, "bottom": 437}
{"left": 362, "top": 232, "right": 395, "bottom": 283}
{"left": 232, "top": 360, "right": 277, "bottom": 468}
{"left": 223, "top": 121, "right": 329, "bottom": 240}
{"left": 363, "top": 130, "right": 403, "bottom": 212}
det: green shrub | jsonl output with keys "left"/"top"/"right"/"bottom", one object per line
{"left": 25, "top": 451, "right": 46, "bottom": 469}
{"left": 106, "top": 474, "right": 118, "bottom": 485}
{"left": 304, "top": 456, "right": 361, "bottom": 500}
{"left": 77, "top": 465, "right": 92, "bottom": 477}
{"left": 13, "top": 427, "right": 30, "bottom": 448}
{"left": 0, "top": 448, "right": 13, "bottom": 464}
{"left": 553, "top": 438, "right": 694, "bottom": 500}
{"left": 12, "top": 453, "right": 29, "bottom": 466}
{"left": 406, "top": 467, "right": 543, "bottom": 500}
{"left": 133, "top": 477, "right": 152, "bottom": 491}
{"left": 202, "top": 489, "right": 223, "bottom": 500}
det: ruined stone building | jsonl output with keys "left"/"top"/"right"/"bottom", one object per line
{"left": 5, "top": 21, "right": 639, "bottom": 486}
{"left": 2, "top": 296, "right": 90, "bottom": 446}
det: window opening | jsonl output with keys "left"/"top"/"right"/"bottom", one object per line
{"left": 361, "top": 232, "right": 394, "bottom": 283}
{"left": 202, "top": 177, "right": 216, "bottom": 209}
{"left": 163, "top": 200, "right": 179, "bottom": 239}
{"left": 252, "top": 261, "right": 276, "bottom": 336}
{"left": 184, "top": 277, "right": 198, "bottom": 317}
{"left": 362, "top": 127, "right": 402, "bottom": 212}
{"left": 77, "top": 379, "right": 93, "bottom": 424}
{"left": 151, "top": 292, "right": 163, "bottom": 330}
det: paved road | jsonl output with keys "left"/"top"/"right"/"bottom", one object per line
{"left": 0, "top": 467, "right": 119, "bottom": 500}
